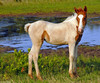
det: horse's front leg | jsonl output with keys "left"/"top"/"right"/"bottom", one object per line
{"left": 73, "top": 45, "right": 79, "bottom": 77}
{"left": 68, "top": 43, "right": 76, "bottom": 78}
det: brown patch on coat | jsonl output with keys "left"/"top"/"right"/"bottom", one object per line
{"left": 75, "top": 26, "right": 82, "bottom": 45}
{"left": 27, "top": 25, "right": 30, "bottom": 32}
{"left": 42, "top": 30, "right": 50, "bottom": 42}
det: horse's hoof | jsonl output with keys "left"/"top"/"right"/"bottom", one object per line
{"left": 69, "top": 73, "right": 75, "bottom": 78}
{"left": 73, "top": 72, "right": 79, "bottom": 78}
{"left": 28, "top": 74, "right": 33, "bottom": 79}
{"left": 37, "top": 75, "right": 43, "bottom": 81}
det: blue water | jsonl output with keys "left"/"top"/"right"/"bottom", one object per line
{"left": 0, "top": 16, "right": 100, "bottom": 52}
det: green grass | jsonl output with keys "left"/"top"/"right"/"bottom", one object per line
{"left": 0, "top": 0, "right": 100, "bottom": 15}
{"left": 0, "top": 49, "right": 100, "bottom": 83}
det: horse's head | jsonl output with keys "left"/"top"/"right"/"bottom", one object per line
{"left": 74, "top": 6, "right": 87, "bottom": 33}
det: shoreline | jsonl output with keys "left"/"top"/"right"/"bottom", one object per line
{"left": 0, "top": 12, "right": 100, "bottom": 56}
{"left": 0, "top": 12, "right": 100, "bottom": 18}
{"left": 40, "top": 45, "right": 100, "bottom": 57}
{"left": 0, "top": 45, "right": 100, "bottom": 57}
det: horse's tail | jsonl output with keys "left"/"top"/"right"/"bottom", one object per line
{"left": 24, "top": 23, "right": 31, "bottom": 32}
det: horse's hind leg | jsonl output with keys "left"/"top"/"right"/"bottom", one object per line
{"left": 28, "top": 42, "right": 43, "bottom": 80}
{"left": 28, "top": 55, "right": 33, "bottom": 78}
{"left": 28, "top": 47, "right": 34, "bottom": 79}
{"left": 32, "top": 44, "right": 43, "bottom": 80}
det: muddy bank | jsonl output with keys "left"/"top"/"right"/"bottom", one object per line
{"left": 40, "top": 45, "right": 100, "bottom": 57}
{"left": 88, "top": 13, "right": 100, "bottom": 18}
{"left": 0, "top": 45, "right": 15, "bottom": 53}
{"left": 0, "top": 45, "right": 100, "bottom": 57}
{"left": 0, "top": 12, "right": 72, "bottom": 18}
{"left": 91, "top": 21, "right": 100, "bottom": 25}
{"left": 0, "top": 12, "right": 100, "bottom": 18}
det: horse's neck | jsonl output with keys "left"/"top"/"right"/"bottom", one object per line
{"left": 70, "top": 18, "right": 78, "bottom": 26}
{"left": 63, "top": 14, "right": 78, "bottom": 26}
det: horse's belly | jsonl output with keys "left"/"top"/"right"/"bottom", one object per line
{"left": 49, "top": 41, "right": 68, "bottom": 45}
{"left": 45, "top": 26, "right": 68, "bottom": 45}
{"left": 46, "top": 36, "right": 68, "bottom": 45}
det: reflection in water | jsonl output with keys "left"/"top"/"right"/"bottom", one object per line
{"left": 0, "top": 16, "right": 100, "bottom": 52}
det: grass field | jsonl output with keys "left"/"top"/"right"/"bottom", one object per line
{"left": 0, "top": 0, "right": 100, "bottom": 15}
{"left": 0, "top": 0, "right": 100, "bottom": 83}
{"left": 0, "top": 49, "right": 100, "bottom": 83}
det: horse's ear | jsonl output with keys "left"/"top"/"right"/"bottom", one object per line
{"left": 84, "top": 6, "right": 87, "bottom": 12}
{"left": 74, "top": 7, "right": 78, "bottom": 13}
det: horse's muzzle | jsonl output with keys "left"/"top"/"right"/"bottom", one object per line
{"left": 78, "top": 28, "right": 83, "bottom": 34}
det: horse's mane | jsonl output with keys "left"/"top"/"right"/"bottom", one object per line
{"left": 63, "top": 13, "right": 77, "bottom": 22}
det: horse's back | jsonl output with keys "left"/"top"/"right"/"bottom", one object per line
{"left": 28, "top": 20, "right": 76, "bottom": 45}
{"left": 28, "top": 20, "right": 47, "bottom": 43}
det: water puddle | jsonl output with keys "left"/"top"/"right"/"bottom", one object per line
{"left": 0, "top": 16, "right": 100, "bottom": 52}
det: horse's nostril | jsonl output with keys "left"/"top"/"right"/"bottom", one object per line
{"left": 79, "top": 28, "right": 83, "bottom": 33}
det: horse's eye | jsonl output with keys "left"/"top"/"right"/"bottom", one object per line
{"left": 84, "top": 18, "right": 86, "bottom": 20}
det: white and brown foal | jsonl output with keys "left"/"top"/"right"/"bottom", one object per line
{"left": 24, "top": 6, "right": 87, "bottom": 80}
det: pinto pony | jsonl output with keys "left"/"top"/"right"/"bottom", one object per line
{"left": 24, "top": 6, "right": 87, "bottom": 80}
